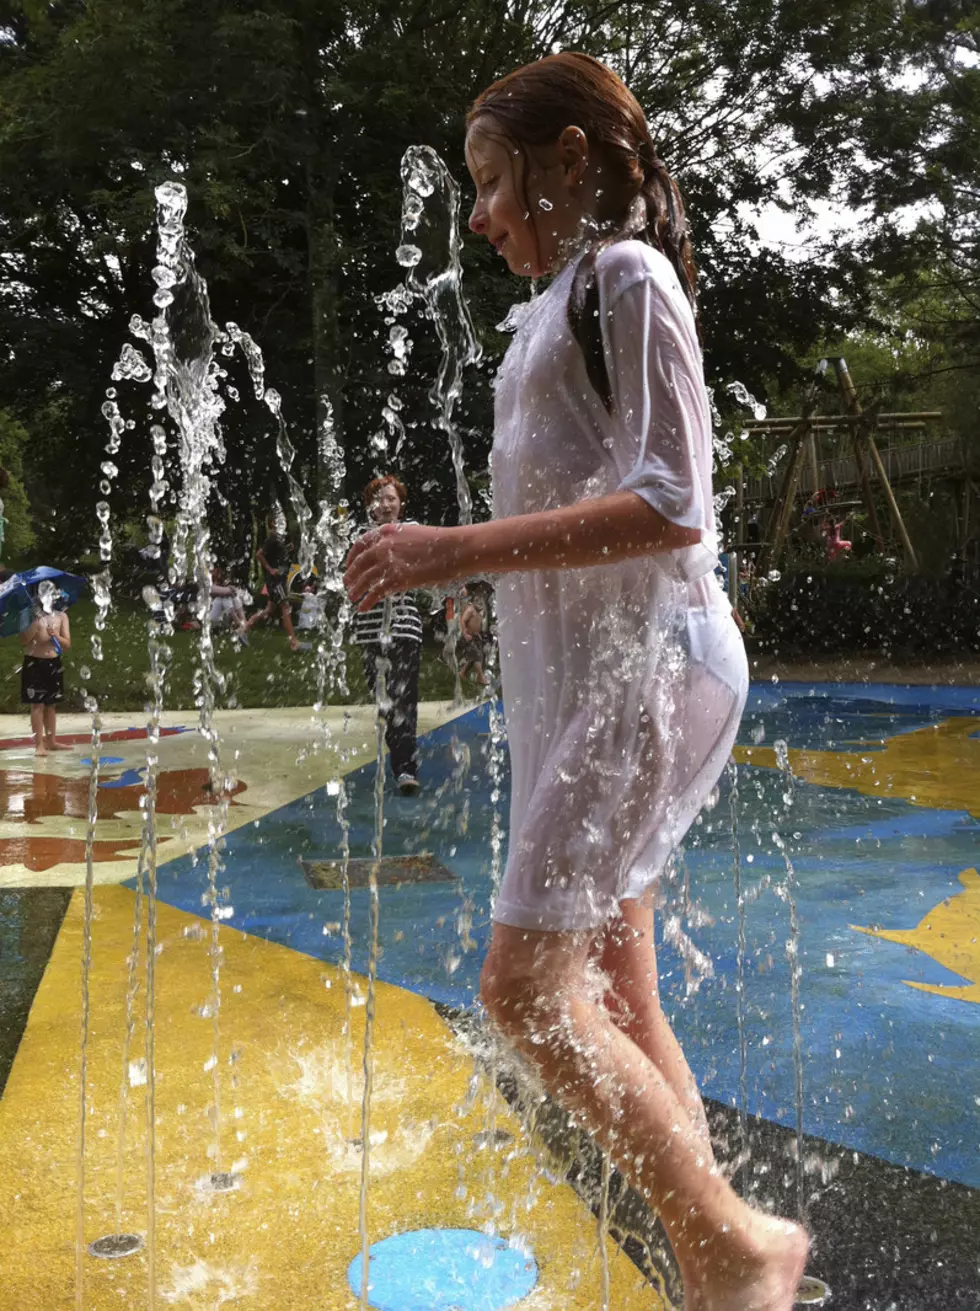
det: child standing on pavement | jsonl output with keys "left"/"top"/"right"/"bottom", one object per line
{"left": 456, "top": 587, "right": 489, "bottom": 687}
{"left": 245, "top": 515, "right": 299, "bottom": 651}
{"left": 345, "top": 52, "right": 808, "bottom": 1311}
{"left": 20, "top": 601, "right": 71, "bottom": 755}
{"left": 353, "top": 475, "right": 423, "bottom": 796}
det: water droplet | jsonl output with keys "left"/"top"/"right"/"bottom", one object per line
{"left": 151, "top": 265, "right": 177, "bottom": 290}
{"left": 111, "top": 343, "right": 153, "bottom": 383}
{"left": 405, "top": 157, "right": 436, "bottom": 197}
{"left": 395, "top": 243, "right": 423, "bottom": 268}
{"left": 379, "top": 284, "right": 413, "bottom": 316}
{"left": 726, "top": 380, "right": 767, "bottom": 420}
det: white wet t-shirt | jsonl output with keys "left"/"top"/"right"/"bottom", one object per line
{"left": 492, "top": 240, "right": 749, "bottom": 932}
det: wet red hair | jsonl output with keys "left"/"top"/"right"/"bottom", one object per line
{"left": 363, "top": 474, "right": 407, "bottom": 509}
{"left": 469, "top": 52, "right": 698, "bottom": 410}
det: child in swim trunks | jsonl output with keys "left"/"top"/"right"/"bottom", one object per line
{"left": 456, "top": 588, "right": 489, "bottom": 686}
{"left": 20, "top": 601, "right": 71, "bottom": 755}
{"left": 245, "top": 515, "right": 299, "bottom": 651}
{"left": 345, "top": 52, "right": 808, "bottom": 1311}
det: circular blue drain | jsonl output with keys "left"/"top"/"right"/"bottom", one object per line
{"left": 347, "top": 1228, "right": 538, "bottom": 1311}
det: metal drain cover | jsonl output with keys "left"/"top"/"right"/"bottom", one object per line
{"left": 207, "top": 1171, "right": 241, "bottom": 1192}
{"left": 301, "top": 853, "right": 456, "bottom": 890}
{"left": 796, "top": 1276, "right": 831, "bottom": 1305}
{"left": 472, "top": 1129, "right": 514, "bottom": 1148}
{"left": 88, "top": 1233, "right": 143, "bottom": 1259}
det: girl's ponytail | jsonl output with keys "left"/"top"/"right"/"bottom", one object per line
{"left": 569, "top": 147, "right": 699, "bottom": 414}
{"left": 637, "top": 144, "right": 698, "bottom": 312}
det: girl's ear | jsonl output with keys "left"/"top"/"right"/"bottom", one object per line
{"left": 557, "top": 125, "right": 589, "bottom": 187}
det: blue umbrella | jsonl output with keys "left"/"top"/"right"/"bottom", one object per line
{"left": 0, "top": 567, "right": 87, "bottom": 640}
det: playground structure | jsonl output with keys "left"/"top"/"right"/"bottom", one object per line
{"left": 725, "top": 358, "right": 979, "bottom": 601}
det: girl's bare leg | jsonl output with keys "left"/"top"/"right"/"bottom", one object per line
{"left": 481, "top": 923, "right": 807, "bottom": 1311}
{"left": 594, "top": 896, "right": 713, "bottom": 1153}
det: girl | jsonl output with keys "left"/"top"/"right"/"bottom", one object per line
{"left": 353, "top": 475, "right": 424, "bottom": 795}
{"left": 344, "top": 52, "right": 808, "bottom": 1310}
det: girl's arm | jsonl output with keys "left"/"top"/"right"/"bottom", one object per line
{"left": 344, "top": 491, "right": 700, "bottom": 612}
{"left": 58, "top": 612, "right": 71, "bottom": 649}
{"left": 256, "top": 549, "right": 274, "bottom": 574}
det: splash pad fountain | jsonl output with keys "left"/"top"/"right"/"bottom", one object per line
{"left": 61, "top": 161, "right": 674, "bottom": 1310}
{"left": 1, "top": 144, "right": 978, "bottom": 1311}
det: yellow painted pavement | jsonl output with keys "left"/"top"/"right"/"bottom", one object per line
{"left": 0, "top": 885, "right": 668, "bottom": 1310}
{"left": 853, "top": 867, "right": 980, "bottom": 1005}
{"left": 734, "top": 715, "right": 980, "bottom": 817}
{"left": 739, "top": 714, "right": 980, "bottom": 1008}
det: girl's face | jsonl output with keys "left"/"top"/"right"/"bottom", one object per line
{"left": 369, "top": 483, "right": 403, "bottom": 525}
{"left": 465, "top": 119, "right": 593, "bottom": 278}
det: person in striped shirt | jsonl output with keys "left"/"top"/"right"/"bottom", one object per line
{"left": 354, "top": 475, "right": 423, "bottom": 795}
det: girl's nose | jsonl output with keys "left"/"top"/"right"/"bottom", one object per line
{"left": 469, "top": 202, "right": 486, "bottom": 235}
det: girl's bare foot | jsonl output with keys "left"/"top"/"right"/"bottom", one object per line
{"left": 682, "top": 1215, "right": 809, "bottom": 1311}
{"left": 45, "top": 739, "right": 71, "bottom": 751}
{"left": 34, "top": 743, "right": 48, "bottom": 757}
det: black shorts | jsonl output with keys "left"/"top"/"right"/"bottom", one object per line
{"left": 21, "top": 655, "right": 64, "bottom": 706}
{"left": 264, "top": 575, "right": 288, "bottom": 606}
{"left": 456, "top": 635, "right": 485, "bottom": 664}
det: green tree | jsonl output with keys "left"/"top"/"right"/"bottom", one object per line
{"left": 0, "top": 409, "right": 36, "bottom": 561}
{"left": 0, "top": 0, "right": 972, "bottom": 560}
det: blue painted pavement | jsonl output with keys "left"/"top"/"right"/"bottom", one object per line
{"left": 138, "top": 683, "right": 980, "bottom": 1190}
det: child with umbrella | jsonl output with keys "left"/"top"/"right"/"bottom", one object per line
{"left": 0, "top": 567, "right": 84, "bottom": 756}
{"left": 19, "top": 590, "right": 71, "bottom": 755}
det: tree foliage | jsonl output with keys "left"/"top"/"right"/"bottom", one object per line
{"left": 0, "top": 0, "right": 973, "bottom": 561}
{"left": 0, "top": 409, "right": 37, "bottom": 560}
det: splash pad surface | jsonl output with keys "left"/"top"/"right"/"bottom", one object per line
{"left": 0, "top": 681, "right": 978, "bottom": 1307}
{"left": 130, "top": 682, "right": 980, "bottom": 1189}
{"left": 0, "top": 885, "right": 663, "bottom": 1308}
{"left": 0, "top": 700, "right": 666, "bottom": 1310}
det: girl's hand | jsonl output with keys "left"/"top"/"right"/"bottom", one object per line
{"left": 344, "top": 522, "right": 457, "bottom": 610}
